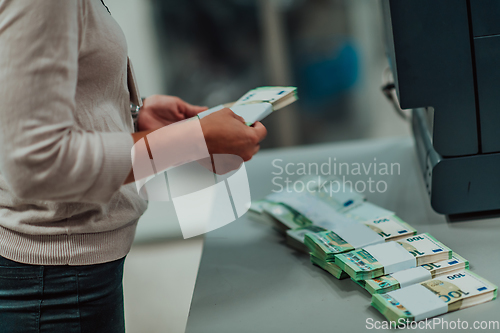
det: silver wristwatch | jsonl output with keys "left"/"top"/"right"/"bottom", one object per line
{"left": 130, "top": 103, "right": 141, "bottom": 132}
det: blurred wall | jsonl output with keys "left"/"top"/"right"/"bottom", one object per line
{"left": 105, "top": 0, "right": 410, "bottom": 147}
{"left": 105, "top": 0, "right": 165, "bottom": 97}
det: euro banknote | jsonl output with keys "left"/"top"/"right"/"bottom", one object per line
{"left": 286, "top": 225, "right": 326, "bottom": 253}
{"left": 335, "top": 233, "right": 452, "bottom": 280}
{"left": 263, "top": 203, "right": 313, "bottom": 233}
{"left": 310, "top": 254, "right": 348, "bottom": 279}
{"left": 362, "top": 253, "right": 469, "bottom": 294}
{"left": 371, "top": 270, "right": 497, "bottom": 325}
{"left": 304, "top": 215, "right": 417, "bottom": 262}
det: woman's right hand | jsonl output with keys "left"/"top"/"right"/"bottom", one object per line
{"left": 200, "top": 108, "right": 267, "bottom": 162}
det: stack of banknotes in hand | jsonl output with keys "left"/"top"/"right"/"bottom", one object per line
{"left": 249, "top": 175, "right": 497, "bottom": 324}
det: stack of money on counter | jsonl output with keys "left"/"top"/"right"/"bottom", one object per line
{"left": 335, "top": 233, "right": 452, "bottom": 281}
{"left": 304, "top": 215, "right": 417, "bottom": 261}
{"left": 263, "top": 177, "right": 398, "bottom": 235}
{"left": 360, "top": 253, "right": 469, "bottom": 294}
{"left": 263, "top": 201, "right": 314, "bottom": 233}
{"left": 249, "top": 200, "right": 271, "bottom": 215}
{"left": 248, "top": 175, "right": 339, "bottom": 220}
{"left": 285, "top": 225, "right": 326, "bottom": 253}
{"left": 303, "top": 215, "right": 416, "bottom": 279}
{"left": 310, "top": 253, "right": 348, "bottom": 279}
{"left": 265, "top": 184, "right": 360, "bottom": 229}
{"left": 371, "top": 270, "right": 498, "bottom": 326}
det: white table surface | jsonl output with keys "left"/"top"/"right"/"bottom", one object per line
{"left": 186, "top": 137, "right": 500, "bottom": 333}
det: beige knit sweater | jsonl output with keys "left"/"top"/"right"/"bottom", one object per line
{"left": 0, "top": 0, "right": 148, "bottom": 265}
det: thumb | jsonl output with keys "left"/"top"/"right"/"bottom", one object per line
{"left": 183, "top": 102, "right": 209, "bottom": 117}
{"left": 225, "top": 108, "right": 246, "bottom": 124}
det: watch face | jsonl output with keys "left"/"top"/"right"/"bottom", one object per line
{"left": 130, "top": 104, "right": 140, "bottom": 118}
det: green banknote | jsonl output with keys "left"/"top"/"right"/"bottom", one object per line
{"left": 372, "top": 270, "right": 498, "bottom": 326}
{"left": 303, "top": 215, "right": 417, "bottom": 263}
{"left": 310, "top": 254, "right": 348, "bottom": 279}
{"left": 304, "top": 231, "right": 356, "bottom": 262}
{"left": 263, "top": 203, "right": 313, "bottom": 233}
{"left": 285, "top": 225, "right": 326, "bottom": 253}
{"left": 335, "top": 233, "right": 452, "bottom": 280}
{"left": 361, "top": 215, "right": 417, "bottom": 241}
{"left": 249, "top": 200, "right": 272, "bottom": 215}
{"left": 363, "top": 254, "right": 469, "bottom": 294}
{"left": 307, "top": 175, "right": 365, "bottom": 211}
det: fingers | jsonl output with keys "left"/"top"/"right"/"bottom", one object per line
{"left": 252, "top": 144, "right": 260, "bottom": 156}
{"left": 250, "top": 121, "right": 267, "bottom": 142}
{"left": 183, "top": 102, "right": 209, "bottom": 118}
{"left": 242, "top": 144, "right": 260, "bottom": 162}
{"left": 222, "top": 108, "right": 246, "bottom": 124}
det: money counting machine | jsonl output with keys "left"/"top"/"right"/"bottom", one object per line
{"left": 382, "top": 0, "right": 500, "bottom": 215}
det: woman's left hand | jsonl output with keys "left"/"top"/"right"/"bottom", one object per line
{"left": 137, "top": 95, "right": 208, "bottom": 131}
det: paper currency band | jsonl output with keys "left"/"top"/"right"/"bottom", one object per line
{"left": 266, "top": 191, "right": 356, "bottom": 228}
{"left": 390, "top": 266, "right": 432, "bottom": 289}
{"left": 364, "top": 241, "right": 416, "bottom": 274}
{"left": 197, "top": 103, "right": 274, "bottom": 126}
{"left": 333, "top": 223, "right": 384, "bottom": 249}
{"left": 387, "top": 284, "right": 448, "bottom": 321}
{"left": 267, "top": 191, "right": 385, "bottom": 248}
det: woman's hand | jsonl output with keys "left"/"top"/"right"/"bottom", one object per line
{"left": 137, "top": 95, "right": 208, "bottom": 131}
{"left": 200, "top": 108, "right": 267, "bottom": 162}
{"left": 125, "top": 108, "right": 267, "bottom": 184}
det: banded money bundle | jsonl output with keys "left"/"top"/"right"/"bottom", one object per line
{"left": 264, "top": 175, "right": 398, "bottom": 233}
{"left": 335, "top": 233, "right": 452, "bottom": 281}
{"left": 249, "top": 200, "right": 271, "bottom": 215}
{"left": 303, "top": 175, "right": 366, "bottom": 212}
{"left": 371, "top": 270, "right": 498, "bottom": 326}
{"left": 266, "top": 191, "right": 357, "bottom": 230}
{"left": 304, "top": 215, "right": 417, "bottom": 262}
{"left": 232, "top": 86, "right": 298, "bottom": 113}
{"left": 264, "top": 203, "right": 313, "bottom": 233}
{"left": 341, "top": 201, "right": 394, "bottom": 222}
{"left": 310, "top": 254, "right": 348, "bottom": 279}
{"left": 286, "top": 225, "right": 326, "bottom": 253}
{"left": 361, "top": 254, "right": 469, "bottom": 294}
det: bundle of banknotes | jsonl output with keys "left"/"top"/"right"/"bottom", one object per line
{"left": 249, "top": 175, "right": 497, "bottom": 324}
{"left": 198, "top": 86, "right": 298, "bottom": 126}
{"left": 304, "top": 215, "right": 417, "bottom": 262}
{"left": 335, "top": 233, "right": 453, "bottom": 281}
{"left": 310, "top": 253, "right": 348, "bottom": 279}
{"left": 371, "top": 270, "right": 497, "bottom": 326}
{"left": 359, "top": 253, "right": 469, "bottom": 294}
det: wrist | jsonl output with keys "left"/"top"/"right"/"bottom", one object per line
{"left": 130, "top": 97, "right": 147, "bottom": 132}
{"left": 130, "top": 103, "right": 141, "bottom": 132}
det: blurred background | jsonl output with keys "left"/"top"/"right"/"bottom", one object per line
{"left": 108, "top": 0, "right": 410, "bottom": 148}
{"left": 104, "top": 0, "right": 411, "bottom": 332}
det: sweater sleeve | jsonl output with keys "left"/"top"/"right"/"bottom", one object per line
{"left": 0, "top": 0, "right": 134, "bottom": 203}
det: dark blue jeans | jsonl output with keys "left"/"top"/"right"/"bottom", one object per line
{"left": 0, "top": 255, "right": 126, "bottom": 333}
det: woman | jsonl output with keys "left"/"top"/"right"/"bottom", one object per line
{"left": 0, "top": 1, "right": 266, "bottom": 332}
